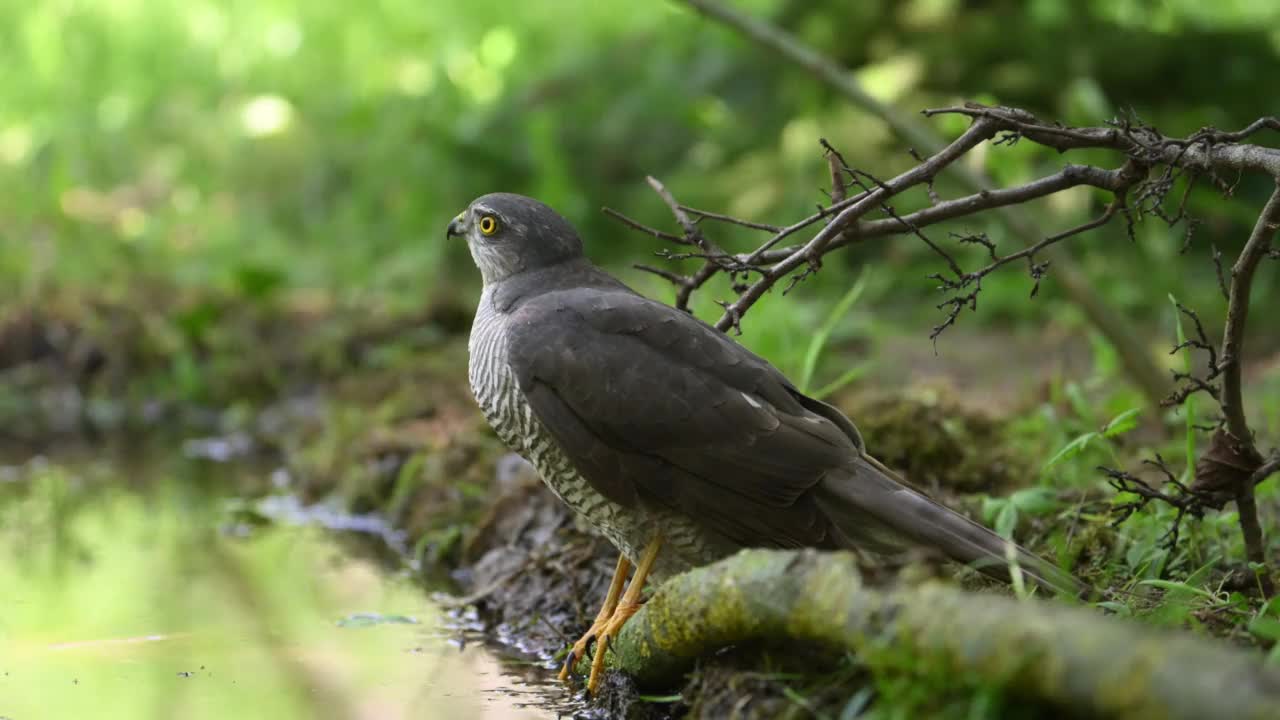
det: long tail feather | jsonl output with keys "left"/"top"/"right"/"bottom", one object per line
{"left": 818, "top": 454, "right": 1087, "bottom": 597}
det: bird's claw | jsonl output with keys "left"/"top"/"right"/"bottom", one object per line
{"left": 557, "top": 598, "right": 644, "bottom": 694}
{"left": 583, "top": 599, "right": 641, "bottom": 693}
{"left": 557, "top": 616, "right": 607, "bottom": 684}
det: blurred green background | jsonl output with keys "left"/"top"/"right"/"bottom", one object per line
{"left": 4, "top": 0, "right": 1278, "bottom": 367}
{"left": 2, "top": 1, "right": 1280, "bottom": 718}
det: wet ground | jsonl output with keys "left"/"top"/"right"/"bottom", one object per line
{"left": 0, "top": 445, "right": 581, "bottom": 720}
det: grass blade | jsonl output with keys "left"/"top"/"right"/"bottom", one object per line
{"left": 799, "top": 270, "right": 868, "bottom": 393}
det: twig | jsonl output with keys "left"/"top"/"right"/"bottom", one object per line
{"left": 1218, "top": 182, "right": 1280, "bottom": 442}
{"left": 711, "top": 116, "right": 1001, "bottom": 331}
{"left": 602, "top": 207, "right": 687, "bottom": 245}
{"left": 646, "top": 176, "right": 703, "bottom": 243}
{"left": 752, "top": 164, "right": 1134, "bottom": 262}
{"left": 922, "top": 104, "right": 1280, "bottom": 177}
{"left": 1251, "top": 452, "right": 1280, "bottom": 489}
{"left": 1217, "top": 182, "right": 1280, "bottom": 596}
{"left": 1099, "top": 455, "right": 1208, "bottom": 553}
{"left": 1162, "top": 302, "right": 1222, "bottom": 407}
{"left": 677, "top": 0, "right": 1181, "bottom": 405}
{"left": 1211, "top": 244, "right": 1230, "bottom": 300}
{"left": 676, "top": 262, "right": 720, "bottom": 312}
{"left": 646, "top": 176, "right": 744, "bottom": 277}
{"left": 926, "top": 200, "right": 1124, "bottom": 340}
{"left": 633, "top": 264, "right": 691, "bottom": 287}
{"left": 677, "top": 205, "right": 782, "bottom": 233}
{"left": 822, "top": 138, "right": 849, "bottom": 204}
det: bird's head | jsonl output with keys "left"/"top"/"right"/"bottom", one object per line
{"left": 447, "top": 193, "right": 584, "bottom": 285}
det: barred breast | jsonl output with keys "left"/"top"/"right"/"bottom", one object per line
{"left": 467, "top": 286, "right": 728, "bottom": 580}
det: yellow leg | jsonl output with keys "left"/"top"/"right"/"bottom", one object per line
{"left": 558, "top": 554, "right": 631, "bottom": 683}
{"left": 586, "top": 535, "right": 663, "bottom": 695}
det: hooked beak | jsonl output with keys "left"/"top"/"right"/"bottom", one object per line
{"left": 446, "top": 213, "right": 465, "bottom": 239}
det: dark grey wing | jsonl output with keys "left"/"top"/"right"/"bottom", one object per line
{"left": 504, "top": 287, "right": 861, "bottom": 548}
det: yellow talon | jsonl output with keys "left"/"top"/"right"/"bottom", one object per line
{"left": 557, "top": 536, "right": 663, "bottom": 695}
{"left": 584, "top": 536, "right": 662, "bottom": 694}
{"left": 559, "top": 554, "right": 630, "bottom": 683}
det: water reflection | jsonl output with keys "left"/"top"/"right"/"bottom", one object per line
{"left": 0, "top": 452, "right": 561, "bottom": 719}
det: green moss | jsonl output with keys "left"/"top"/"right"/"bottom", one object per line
{"left": 845, "top": 391, "right": 1028, "bottom": 494}
{"left": 610, "top": 549, "right": 1280, "bottom": 720}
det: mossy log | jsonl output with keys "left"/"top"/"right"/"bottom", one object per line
{"left": 599, "top": 549, "right": 1280, "bottom": 720}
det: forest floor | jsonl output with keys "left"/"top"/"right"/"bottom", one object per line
{"left": 3, "top": 289, "right": 1278, "bottom": 719}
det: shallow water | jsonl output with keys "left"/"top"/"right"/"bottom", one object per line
{"left": 0, "top": 447, "right": 568, "bottom": 720}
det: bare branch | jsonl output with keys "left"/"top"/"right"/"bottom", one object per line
{"left": 1099, "top": 455, "right": 1209, "bottom": 553}
{"left": 677, "top": 0, "right": 1175, "bottom": 404}
{"left": 1211, "top": 244, "right": 1230, "bottom": 300}
{"left": 602, "top": 207, "right": 688, "bottom": 245}
{"left": 1252, "top": 451, "right": 1280, "bottom": 489}
{"left": 752, "top": 163, "right": 1135, "bottom": 263}
{"left": 1217, "top": 182, "right": 1280, "bottom": 597}
{"left": 822, "top": 138, "right": 849, "bottom": 204}
{"left": 677, "top": 205, "right": 782, "bottom": 233}
{"left": 1219, "top": 182, "right": 1280, "bottom": 443}
{"left": 677, "top": 262, "right": 719, "bottom": 313}
{"left": 954, "top": 232, "right": 998, "bottom": 262}
{"left": 924, "top": 200, "right": 1125, "bottom": 341}
{"left": 923, "top": 104, "right": 1280, "bottom": 177}
{"left": 1189, "top": 116, "right": 1280, "bottom": 144}
{"left": 711, "top": 116, "right": 1002, "bottom": 331}
{"left": 966, "top": 200, "right": 1122, "bottom": 287}
{"left": 646, "top": 175, "right": 703, "bottom": 244}
{"left": 633, "top": 264, "right": 692, "bottom": 287}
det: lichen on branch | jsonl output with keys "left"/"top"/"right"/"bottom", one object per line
{"left": 589, "top": 549, "right": 1280, "bottom": 720}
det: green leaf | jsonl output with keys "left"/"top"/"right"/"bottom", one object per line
{"left": 1095, "top": 601, "right": 1132, "bottom": 616}
{"left": 1043, "top": 432, "right": 1098, "bottom": 470}
{"left": 995, "top": 501, "right": 1019, "bottom": 539}
{"left": 1248, "top": 615, "right": 1280, "bottom": 642}
{"left": 1136, "top": 579, "right": 1222, "bottom": 603}
{"left": 637, "top": 694, "right": 683, "bottom": 703}
{"left": 1101, "top": 407, "right": 1142, "bottom": 437}
{"left": 980, "top": 495, "right": 1006, "bottom": 525}
{"left": 1257, "top": 598, "right": 1280, "bottom": 665}
{"left": 1009, "top": 487, "right": 1060, "bottom": 515}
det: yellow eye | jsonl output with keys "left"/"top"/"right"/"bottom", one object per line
{"left": 479, "top": 215, "right": 498, "bottom": 236}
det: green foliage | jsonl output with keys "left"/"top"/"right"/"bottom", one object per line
{"left": 3, "top": 1, "right": 1279, "bottom": 717}
{"left": 4, "top": 0, "right": 1276, "bottom": 341}
{"left": 982, "top": 486, "right": 1065, "bottom": 540}
{"left": 1041, "top": 406, "right": 1140, "bottom": 472}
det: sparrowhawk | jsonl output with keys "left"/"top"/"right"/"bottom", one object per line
{"left": 447, "top": 193, "right": 1081, "bottom": 693}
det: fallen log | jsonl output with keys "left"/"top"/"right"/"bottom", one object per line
{"left": 595, "top": 549, "right": 1279, "bottom": 720}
